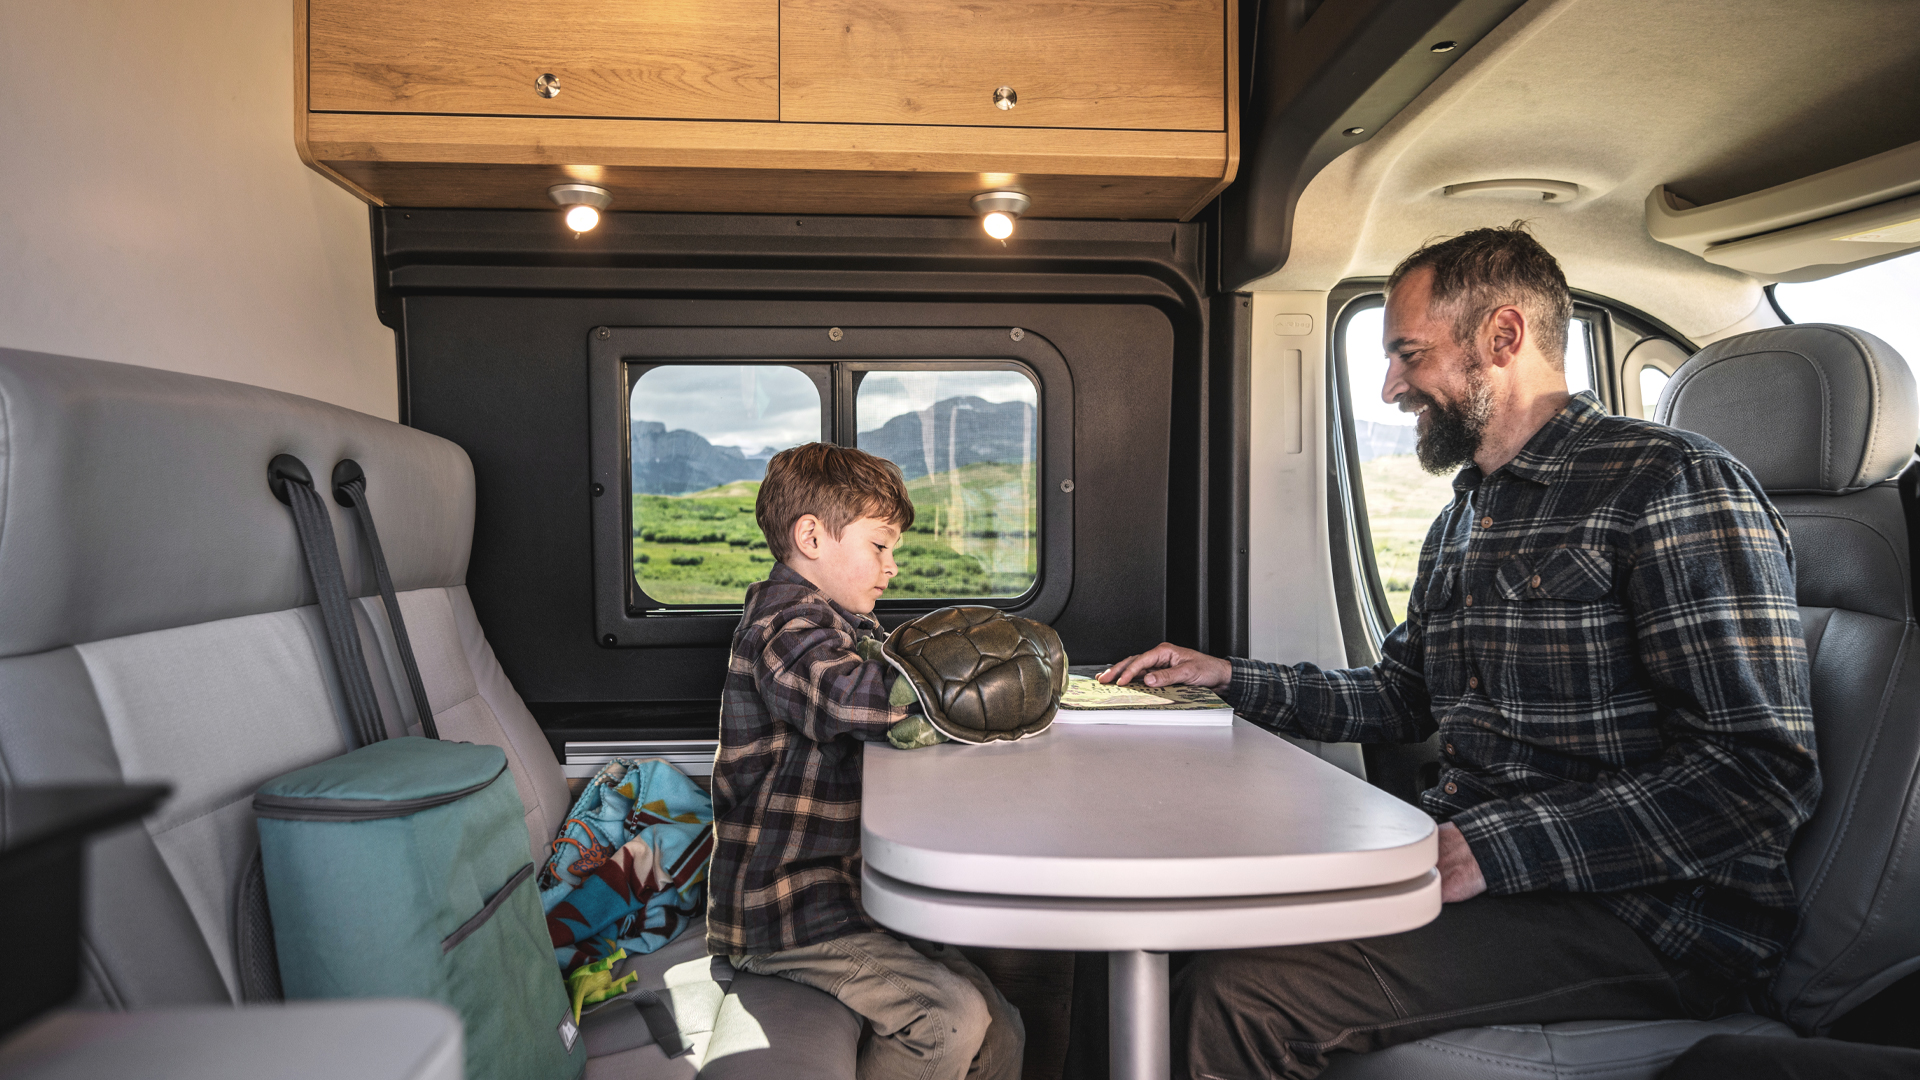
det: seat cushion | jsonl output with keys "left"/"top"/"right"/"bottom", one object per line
{"left": 1319, "top": 1013, "right": 1794, "bottom": 1080}
{"left": 0, "top": 1001, "right": 463, "bottom": 1080}
{"left": 696, "top": 971, "right": 863, "bottom": 1080}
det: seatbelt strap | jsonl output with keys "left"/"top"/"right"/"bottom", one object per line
{"left": 332, "top": 459, "right": 440, "bottom": 740}
{"left": 269, "top": 454, "right": 385, "bottom": 749}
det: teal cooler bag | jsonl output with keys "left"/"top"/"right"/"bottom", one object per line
{"left": 255, "top": 737, "right": 582, "bottom": 1080}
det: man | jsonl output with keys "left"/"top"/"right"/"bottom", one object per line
{"left": 1102, "top": 225, "right": 1821, "bottom": 1079}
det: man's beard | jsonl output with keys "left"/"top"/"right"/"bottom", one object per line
{"left": 1407, "top": 352, "right": 1495, "bottom": 474}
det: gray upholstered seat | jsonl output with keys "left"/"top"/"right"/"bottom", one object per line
{"left": 0, "top": 348, "right": 858, "bottom": 1078}
{"left": 1327, "top": 324, "right": 1920, "bottom": 1079}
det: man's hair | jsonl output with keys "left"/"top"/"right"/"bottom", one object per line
{"left": 757, "top": 443, "right": 916, "bottom": 563}
{"left": 1387, "top": 223, "right": 1573, "bottom": 369}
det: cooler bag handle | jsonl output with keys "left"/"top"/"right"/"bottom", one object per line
{"left": 269, "top": 454, "right": 385, "bottom": 749}
{"left": 333, "top": 460, "right": 439, "bottom": 740}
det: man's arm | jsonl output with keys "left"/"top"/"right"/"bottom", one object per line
{"left": 1452, "top": 457, "right": 1822, "bottom": 895}
{"left": 1106, "top": 517, "right": 1441, "bottom": 746}
{"left": 756, "top": 607, "right": 906, "bottom": 743}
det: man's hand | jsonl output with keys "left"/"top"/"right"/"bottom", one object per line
{"left": 1099, "top": 643, "right": 1232, "bottom": 690}
{"left": 1436, "top": 822, "right": 1487, "bottom": 903}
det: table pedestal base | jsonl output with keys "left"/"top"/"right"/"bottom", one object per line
{"left": 1109, "top": 950, "right": 1169, "bottom": 1080}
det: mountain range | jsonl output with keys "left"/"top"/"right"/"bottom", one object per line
{"left": 630, "top": 394, "right": 1036, "bottom": 494}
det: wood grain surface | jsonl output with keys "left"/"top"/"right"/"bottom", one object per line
{"left": 318, "top": 158, "right": 1223, "bottom": 220}
{"left": 782, "top": 0, "right": 1226, "bottom": 131}
{"left": 308, "top": 0, "right": 779, "bottom": 120}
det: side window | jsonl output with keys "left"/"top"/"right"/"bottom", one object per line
{"left": 1772, "top": 251, "right": 1920, "bottom": 371}
{"left": 629, "top": 365, "right": 823, "bottom": 605}
{"left": 1335, "top": 298, "right": 1607, "bottom": 629}
{"left": 855, "top": 368, "right": 1039, "bottom": 599}
{"left": 625, "top": 361, "right": 1042, "bottom": 609}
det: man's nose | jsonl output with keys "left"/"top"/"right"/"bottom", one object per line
{"left": 1382, "top": 354, "right": 1410, "bottom": 406}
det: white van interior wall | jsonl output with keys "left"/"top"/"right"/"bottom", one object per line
{"left": 0, "top": 0, "right": 396, "bottom": 420}
{"left": 1247, "top": 291, "right": 1366, "bottom": 778}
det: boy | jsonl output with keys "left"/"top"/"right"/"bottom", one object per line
{"left": 707, "top": 442, "right": 1025, "bottom": 1080}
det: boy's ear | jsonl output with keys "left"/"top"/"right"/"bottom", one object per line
{"left": 791, "top": 514, "right": 824, "bottom": 561}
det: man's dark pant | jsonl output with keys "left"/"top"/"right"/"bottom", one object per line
{"left": 1173, "top": 893, "right": 1743, "bottom": 1079}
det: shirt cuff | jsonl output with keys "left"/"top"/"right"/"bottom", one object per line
{"left": 1223, "top": 657, "right": 1296, "bottom": 727}
{"left": 1449, "top": 800, "right": 1555, "bottom": 896}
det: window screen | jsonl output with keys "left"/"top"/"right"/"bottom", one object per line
{"left": 629, "top": 365, "right": 822, "bottom": 605}
{"left": 855, "top": 369, "right": 1040, "bottom": 599}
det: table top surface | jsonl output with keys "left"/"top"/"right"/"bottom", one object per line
{"left": 863, "top": 718, "right": 1436, "bottom": 899}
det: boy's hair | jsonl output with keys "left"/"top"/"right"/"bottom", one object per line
{"left": 1387, "top": 222, "right": 1573, "bottom": 368}
{"left": 757, "top": 443, "right": 916, "bottom": 563}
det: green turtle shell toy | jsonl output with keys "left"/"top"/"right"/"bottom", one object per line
{"left": 881, "top": 605, "right": 1069, "bottom": 744}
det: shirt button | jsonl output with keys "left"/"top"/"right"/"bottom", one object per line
{"left": 1445, "top": 742, "right": 1456, "bottom": 755}
{"left": 1530, "top": 574, "right": 1542, "bottom": 589}
{"left": 1479, "top": 515, "right": 1493, "bottom": 528}
{"left": 1464, "top": 594, "right": 1474, "bottom": 607}
{"left": 1444, "top": 782, "right": 1458, "bottom": 794}
{"left": 1468, "top": 676, "right": 1479, "bottom": 689}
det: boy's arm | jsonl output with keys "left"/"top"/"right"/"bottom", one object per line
{"left": 756, "top": 605, "right": 909, "bottom": 742}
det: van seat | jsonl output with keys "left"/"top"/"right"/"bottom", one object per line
{"left": 0, "top": 348, "right": 857, "bottom": 1078}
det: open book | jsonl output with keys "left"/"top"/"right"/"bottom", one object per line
{"left": 1054, "top": 670, "right": 1236, "bottom": 726}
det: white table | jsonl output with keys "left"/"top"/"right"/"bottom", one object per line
{"left": 862, "top": 719, "right": 1440, "bottom": 1080}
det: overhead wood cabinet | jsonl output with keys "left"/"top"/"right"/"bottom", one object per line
{"left": 295, "top": 0, "right": 1236, "bottom": 221}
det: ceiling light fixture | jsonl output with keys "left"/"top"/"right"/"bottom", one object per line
{"left": 1429, "top": 40, "right": 1458, "bottom": 53}
{"left": 549, "top": 183, "right": 612, "bottom": 234}
{"left": 972, "top": 190, "right": 1030, "bottom": 240}
{"left": 1442, "top": 178, "right": 1581, "bottom": 202}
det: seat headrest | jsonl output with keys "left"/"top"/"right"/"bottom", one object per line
{"left": 1655, "top": 324, "right": 1916, "bottom": 494}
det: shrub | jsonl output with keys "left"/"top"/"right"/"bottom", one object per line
{"left": 636, "top": 553, "right": 651, "bottom": 564}
{"left": 670, "top": 554, "right": 705, "bottom": 567}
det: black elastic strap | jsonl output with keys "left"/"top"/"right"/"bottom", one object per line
{"left": 333, "top": 460, "right": 439, "bottom": 740}
{"left": 269, "top": 454, "right": 385, "bottom": 749}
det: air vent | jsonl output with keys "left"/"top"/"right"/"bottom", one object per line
{"left": 1442, "top": 179, "right": 1581, "bottom": 202}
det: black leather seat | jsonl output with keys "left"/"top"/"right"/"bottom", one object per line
{"left": 1327, "top": 324, "right": 1920, "bottom": 1079}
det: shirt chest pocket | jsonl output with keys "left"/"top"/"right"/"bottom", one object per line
{"left": 1487, "top": 546, "right": 1625, "bottom": 706}
{"left": 1495, "top": 545, "right": 1613, "bottom": 602}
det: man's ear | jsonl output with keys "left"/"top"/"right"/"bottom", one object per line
{"left": 1486, "top": 304, "right": 1528, "bottom": 368}
{"left": 791, "top": 514, "right": 824, "bottom": 561}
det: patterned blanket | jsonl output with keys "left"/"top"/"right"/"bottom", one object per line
{"left": 538, "top": 758, "right": 714, "bottom": 971}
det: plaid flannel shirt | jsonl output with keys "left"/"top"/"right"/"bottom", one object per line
{"left": 1226, "top": 393, "right": 1821, "bottom": 981}
{"left": 707, "top": 562, "right": 910, "bottom": 955}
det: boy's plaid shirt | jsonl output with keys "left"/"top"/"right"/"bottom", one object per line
{"left": 1227, "top": 393, "right": 1821, "bottom": 981}
{"left": 706, "top": 562, "right": 909, "bottom": 955}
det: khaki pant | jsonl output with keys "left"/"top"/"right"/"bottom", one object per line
{"left": 734, "top": 932, "right": 1025, "bottom": 1080}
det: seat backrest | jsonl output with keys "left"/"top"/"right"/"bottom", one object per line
{"left": 0, "top": 348, "right": 568, "bottom": 1010}
{"left": 1656, "top": 324, "right": 1920, "bottom": 1033}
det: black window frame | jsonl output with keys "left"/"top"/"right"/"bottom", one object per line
{"left": 589, "top": 325, "right": 1075, "bottom": 648}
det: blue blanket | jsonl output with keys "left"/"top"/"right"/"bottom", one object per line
{"left": 538, "top": 758, "right": 713, "bottom": 971}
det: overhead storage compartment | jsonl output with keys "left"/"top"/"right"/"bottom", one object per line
{"left": 1646, "top": 140, "right": 1920, "bottom": 282}
{"left": 294, "top": 0, "right": 1237, "bottom": 221}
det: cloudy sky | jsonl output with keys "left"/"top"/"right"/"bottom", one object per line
{"left": 628, "top": 364, "right": 1038, "bottom": 453}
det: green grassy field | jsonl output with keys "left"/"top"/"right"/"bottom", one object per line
{"left": 633, "top": 464, "right": 1038, "bottom": 605}
{"left": 1358, "top": 453, "right": 1459, "bottom": 624}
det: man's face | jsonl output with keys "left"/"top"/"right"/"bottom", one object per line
{"left": 789, "top": 514, "right": 902, "bottom": 614}
{"left": 1382, "top": 267, "right": 1495, "bottom": 474}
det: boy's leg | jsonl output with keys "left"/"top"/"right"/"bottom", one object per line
{"left": 734, "top": 932, "right": 992, "bottom": 1080}
{"left": 908, "top": 940, "right": 1026, "bottom": 1080}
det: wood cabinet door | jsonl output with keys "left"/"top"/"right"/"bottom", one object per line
{"left": 308, "top": 0, "right": 778, "bottom": 120}
{"left": 781, "top": 0, "right": 1225, "bottom": 131}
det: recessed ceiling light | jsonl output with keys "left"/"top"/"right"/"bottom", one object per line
{"left": 1430, "top": 40, "right": 1458, "bottom": 53}
{"left": 971, "top": 190, "right": 1031, "bottom": 239}
{"left": 1343, "top": 127, "right": 1367, "bottom": 136}
{"left": 548, "top": 183, "right": 612, "bottom": 234}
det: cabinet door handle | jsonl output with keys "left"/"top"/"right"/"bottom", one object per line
{"left": 993, "top": 86, "right": 1017, "bottom": 111}
{"left": 536, "top": 73, "right": 560, "bottom": 99}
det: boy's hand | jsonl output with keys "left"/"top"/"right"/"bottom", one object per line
{"left": 1099, "top": 643, "right": 1232, "bottom": 689}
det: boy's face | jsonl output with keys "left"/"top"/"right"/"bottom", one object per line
{"left": 785, "top": 514, "right": 902, "bottom": 614}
